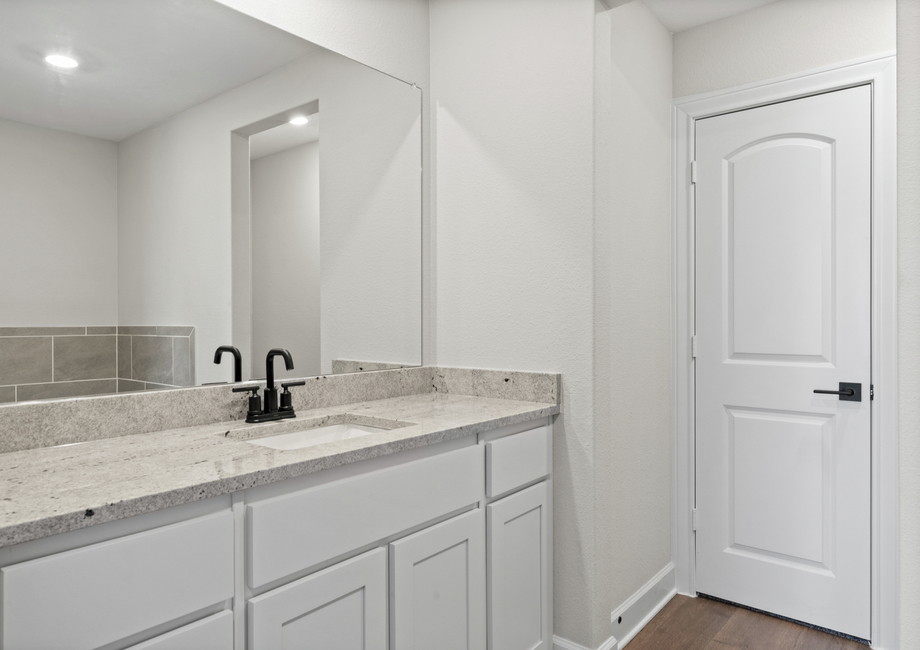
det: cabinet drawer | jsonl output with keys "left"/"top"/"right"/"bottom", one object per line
{"left": 127, "top": 611, "right": 233, "bottom": 650}
{"left": 1, "top": 511, "right": 234, "bottom": 650}
{"left": 486, "top": 425, "right": 550, "bottom": 497}
{"left": 247, "top": 444, "right": 483, "bottom": 588}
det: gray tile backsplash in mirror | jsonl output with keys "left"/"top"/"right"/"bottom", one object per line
{"left": 53, "top": 336, "right": 116, "bottom": 381}
{"left": 0, "top": 327, "right": 195, "bottom": 403}
{"left": 0, "top": 336, "right": 52, "bottom": 386}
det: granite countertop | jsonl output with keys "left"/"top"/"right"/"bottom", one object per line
{"left": 0, "top": 391, "right": 558, "bottom": 549}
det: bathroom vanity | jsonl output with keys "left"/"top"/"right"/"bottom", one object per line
{"left": 0, "top": 367, "right": 558, "bottom": 650}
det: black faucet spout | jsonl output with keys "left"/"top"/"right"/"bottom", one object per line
{"left": 265, "top": 348, "right": 295, "bottom": 391}
{"left": 214, "top": 345, "right": 242, "bottom": 383}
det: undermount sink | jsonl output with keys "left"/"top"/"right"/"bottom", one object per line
{"left": 245, "top": 422, "right": 387, "bottom": 451}
{"left": 225, "top": 413, "right": 412, "bottom": 451}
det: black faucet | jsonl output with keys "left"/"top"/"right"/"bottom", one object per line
{"left": 213, "top": 345, "right": 242, "bottom": 383}
{"left": 232, "top": 348, "right": 305, "bottom": 424}
{"left": 264, "top": 348, "right": 294, "bottom": 413}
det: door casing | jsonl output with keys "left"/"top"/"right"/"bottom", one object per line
{"left": 671, "top": 54, "right": 898, "bottom": 650}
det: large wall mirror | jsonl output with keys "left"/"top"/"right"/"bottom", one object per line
{"left": 0, "top": 0, "right": 422, "bottom": 403}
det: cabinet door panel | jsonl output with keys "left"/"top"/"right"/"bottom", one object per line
{"left": 488, "top": 482, "right": 550, "bottom": 650}
{"left": 248, "top": 547, "right": 386, "bottom": 650}
{"left": 390, "top": 509, "right": 486, "bottom": 650}
{"left": 126, "top": 610, "right": 233, "bottom": 650}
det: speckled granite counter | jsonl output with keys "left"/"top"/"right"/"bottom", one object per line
{"left": 0, "top": 367, "right": 559, "bottom": 548}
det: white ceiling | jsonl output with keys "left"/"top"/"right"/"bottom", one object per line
{"left": 639, "top": 0, "right": 781, "bottom": 33}
{"left": 0, "top": 0, "right": 320, "bottom": 141}
{"left": 250, "top": 114, "right": 321, "bottom": 160}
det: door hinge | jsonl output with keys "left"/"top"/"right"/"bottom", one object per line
{"left": 692, "top": 508, "right": 698, "bottom": 531}
{"left": 871, "top": 384, "right": 874, "bottom": 400}
{"left": 690, "top": 160, "right": 698, "bottom": 184}
{"left": 691, "top": 335, "right": 698, "bottom": 359}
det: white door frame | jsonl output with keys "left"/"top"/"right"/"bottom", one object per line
{"left": 671, "top": 54, "right": 898, "bottom": 649}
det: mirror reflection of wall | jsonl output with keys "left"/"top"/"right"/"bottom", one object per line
{"left": 0, "top": 0, "right": 422, "bottom": 403}
{"left": 249, "top": 115, "right": 321, "bottom": 381}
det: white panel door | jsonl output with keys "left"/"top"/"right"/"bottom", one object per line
{"left": 487, "top": 482, "right": 550, "bottom": 650}
{"left": 695, "top": 85, "right": 871, "bottom": 638}
{"left": 390, "top": 509, "right": 486, "bottom": 650}
{"left": 248, "top": 548, "right": 387, "bottom": 650}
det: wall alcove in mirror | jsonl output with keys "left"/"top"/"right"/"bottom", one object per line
{"left": 0, "top": 0, "right": 422, "bottom": 402}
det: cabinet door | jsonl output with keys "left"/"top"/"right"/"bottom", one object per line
{"left": 248, "top": 548, "right": 386, "bottom": 650}
{"left": 390, "top": 509, "right": 486, "bottom": 650}
{"left": 488, "top": 482, "right": 550, "bottom": 650}
{"left": 126, "top": 610, "right": 233, "bottom": 650}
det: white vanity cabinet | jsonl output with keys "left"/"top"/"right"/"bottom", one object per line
{"left": 484, "top": 424, "right": 553, "bottom": 650}
{"left": 244, "top": 419, "right": 551, "bottom": 650}
{"left": 0, "top": 418, "right": 552, "bottom": 650}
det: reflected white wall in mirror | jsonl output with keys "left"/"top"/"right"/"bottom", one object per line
{"left": 249, "top": 115, "right": 322, "bottom": 380}
{"left": 0, "top": 0, "right": 422, "bottom": 402}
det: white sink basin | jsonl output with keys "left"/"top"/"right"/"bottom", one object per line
{"left": 243, "top": 422, "right": 387, "bottom": 451}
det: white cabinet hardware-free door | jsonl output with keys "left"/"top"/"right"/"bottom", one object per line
{"left": 488, "top": 481, "right": 551, "bottom": 650}
{"left": 694, "top": 85, "right": 871, "bottom": 638}
{"left": 390, "top": 508, "right": 487, "bottom": 650}
{"left": 248, "top": 547, "right": 387, "bottom": 649}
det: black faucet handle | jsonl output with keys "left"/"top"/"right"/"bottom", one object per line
{"left": 232, "top": 385, "right": 262, "bottom": 419}
{"left": 279, "top": 380, "right": 305, "bottom": 412}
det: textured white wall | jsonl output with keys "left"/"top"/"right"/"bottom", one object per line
{"left": 597, "top": 0, "right": 673, "bottom": 625}
{"left": 250, "top": 142, "right": 321, "bottom": 379}
{"left": 430, "top": 0, "right": 600, "bottom": 646}
{"left": 898, "top": 2, "right": 920, "bottom": 647}
{"left": 0, "top": 118, "right": 117, "bottom": 327}
{"left": 673, "top": 0, "right": 896, "bottom": 97}
{"left": 118, "top": 49, "right": 420, "bottom": 384}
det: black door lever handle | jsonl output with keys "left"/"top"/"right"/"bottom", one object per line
{"left": 814, "top": 382, "right": 861, "bottom": 402}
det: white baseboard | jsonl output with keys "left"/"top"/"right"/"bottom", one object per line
{"left": 552, "top": 562, "right": 677, "bottom": 650}
{"left": 610, "top": 562, "right": 677, "bottom": 649}
{"left": 553, "top": 634, "right": 618, "bottom": 650}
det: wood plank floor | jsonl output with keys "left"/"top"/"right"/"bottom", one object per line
{"left": 625, "top": 595, "right": 867, "bottom": 650}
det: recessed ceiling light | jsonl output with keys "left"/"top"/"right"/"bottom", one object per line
{"left": 45, "top": 54, "right": 78, "bottom": 69}
{"left": 289, "top": 116, "right": 309, "bottom": 126}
